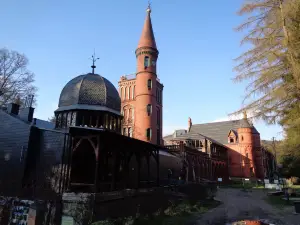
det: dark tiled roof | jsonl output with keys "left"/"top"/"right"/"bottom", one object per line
{"left": 58, "top": 73, "right": 121, "bottom": 113}
{"left": 174, "top": 129, "right": 187, "bottom": 137}
{"left": 189, "top": 119, "right": 259, "bottom": 145}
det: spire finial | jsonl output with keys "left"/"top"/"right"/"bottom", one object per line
{"left": 147, "top": 0, "right": 151, "bottom": 13}
{"left": 90, "top": 49, "right": 99, "bottom": 74}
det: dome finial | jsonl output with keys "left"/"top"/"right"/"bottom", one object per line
{"left": 90, "top": 49, "right": 99, "bottom": 74}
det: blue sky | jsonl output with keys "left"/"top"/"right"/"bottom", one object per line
{"left": 1, "top": 0, "right": 283, "bottom": 140}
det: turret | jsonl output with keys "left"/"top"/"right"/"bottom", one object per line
{"left": 134, "top": 5, "right": 163, "bottom": 145}
{"left": 237, "top": 112, "right": 262, "bottom": 178}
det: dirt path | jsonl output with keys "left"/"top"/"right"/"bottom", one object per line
{"left": 195, "top": 188, "right": 300, "bottom": 225}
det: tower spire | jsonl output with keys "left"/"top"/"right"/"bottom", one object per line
{"left": 90, "top": 50, "right": 99, "bottom": 74}
{"left": 137, "top": 3, "right": 157, "bottom": 49}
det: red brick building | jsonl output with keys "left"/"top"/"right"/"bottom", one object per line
{"left": 118, "top": 6, "right": 163, "bottom": 145}
{"left": 164, "top": 114, "right": 267, "bottom": 179}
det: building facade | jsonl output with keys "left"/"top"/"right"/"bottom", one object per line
{"left": 164, "top": 114, "right": 270, "bottom": 179}
{"left": 118, "top": 6, "right": 163, "bottom": 145}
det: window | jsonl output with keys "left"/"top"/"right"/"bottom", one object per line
{"left": 71, "top": 112, "right": 76, "bottom": 126}
{"left": 124, "top": 87, "right": 127, "bottom": 100}
{"left": 128, "top": 127, "right": 132, "bottom": 137}
{"left": 123, "top": 109, "right": 127, "bottom": 121}
{"left": 147, "top": 104, "right": 152, "bottom": 116}
{"left": 229, "top": 137, "right": 234, "bottom": 143}
{"left": 241, "top": 135, "right": 244, "bottom": 142}
{"left": 123, "top": 128, "right": 127, "bottom": 136}
{"left": 67, "top": 113, "right": 72, "bottom": 127}
{"left": 128, "top": 108, "right": 133, "bottom": 121}
{"left": 246, "top": 153, "right": 248, "bottom": 158}
{"left": 152, "top": 59, "right": 156, "bottom": 66}
{"left": 132, "top": 86, "right": 135, "bottom": 99}
{"left": 128, "top": 86, "right": 131, "bottom": 100}
{"left": 146, "top": 128, "right": 152, "bottom": 141}
{"left": 144, "top": 56, "right": 150, "bottom": 68}
{"left": 147, "top": 79, "right": 152, "bottom": 90}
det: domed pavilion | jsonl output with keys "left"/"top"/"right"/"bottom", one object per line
{"left": 54, "top": 73, "right": 122, "bottom": 133}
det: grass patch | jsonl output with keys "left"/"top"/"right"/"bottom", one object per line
{"left": 265, "top": 195, "right": 294, "bottom": 209}
{"left": 92, "top": 200, "right": 221, "bottom": 225}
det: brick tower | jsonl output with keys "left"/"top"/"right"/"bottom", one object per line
{"left": 118, "top": 5, "right": 163, "bottom": 145}
{"left": 235, "top": 112, "right": 264, "bottom": 179}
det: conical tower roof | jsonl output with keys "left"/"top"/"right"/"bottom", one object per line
{"left": 137, "top": 6, "right": 157, "bottom": 49}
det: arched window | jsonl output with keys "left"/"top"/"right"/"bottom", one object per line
{"left": 144, "top": 56, "right": 150, "bottom": 68}
{"left": 128, "top": 127, "right": 132, "bottom": 137}
{"left": 123, "top": 108, "right": 127, "bottom": 121}
{"left": 128, "top": 108, "right": 133, "bottom": 121}
{"left": 241, "top": 135, "right": 244, "bottom": 142}
{"left": 124, "top": 87, "right": 127, "bottom": 100}
{"left": 132, "top": 85, "right": 135, "bottom": 99}
{"left": 146, "top": 128, "right": 152, "bottom": 141}
{"left": 147, "top": 79, "right": 152, "bottom": 90}
{"left": 128, "top": 86, "right": 131, "bottom": 100}
{"left": 120, "top": 87, "right": 123, "bottom": 99}
{"left": 147, "top": 104, "right": 152, "bottom": 116}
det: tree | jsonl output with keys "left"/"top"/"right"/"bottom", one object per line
{"left": 233, "top": 0, "right": 300, "bottom": 178}
{"left": 48, "top": 115, "right": 56, "bottom": 124}
{"left": 0, "top": 48, "right": 37, "bottom": 107}
{"left": 231, "top": 0, "right": 300, "bottom": 124}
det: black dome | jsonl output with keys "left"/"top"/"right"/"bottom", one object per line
{"left": 56, "top": 73, "right": 121, "bottom": 114}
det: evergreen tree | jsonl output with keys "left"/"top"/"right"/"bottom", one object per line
{"left": 232, "top": 0, "right": 300, "bottom": 124}
{"left": 234, "top": 0, "right": 300, "bottom": 177}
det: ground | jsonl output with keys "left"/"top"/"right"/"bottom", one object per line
{"left": 196, "top": 188, "right": 300, "bottom": 225}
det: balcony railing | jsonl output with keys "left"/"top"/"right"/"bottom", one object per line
{"left": 120, "top": 73, "right": 161, "bottom": 83}
{"left": 121, "top": 74, "right": 136, "bottom": 80}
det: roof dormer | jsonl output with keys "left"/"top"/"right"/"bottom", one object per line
{"left": 228, "top": 129, "right": 238, "bottom": 144}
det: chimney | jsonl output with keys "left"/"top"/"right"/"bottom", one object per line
{"left": 19, "top": 106, "right": 35, "bottom": 122}
{"left": 7, "top": 103, "right": 20, "bottom": 115}
{"left": 18, "top": 94, "right": 35, "bottom": 122}
{"left": 188, "top": 117, "right": 192, "bottom": 132}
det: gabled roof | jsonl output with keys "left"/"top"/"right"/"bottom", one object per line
{"left": 228, "top": 129, "right": 238, "bottom": 137}
{"left": 189, "top": 119, "right": 259, "bottom": 145}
